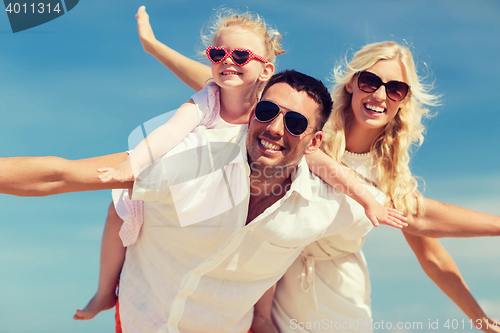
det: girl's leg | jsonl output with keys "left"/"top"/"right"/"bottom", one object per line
{"left": 73, "top": 202, "right": 126, "bottom": 320}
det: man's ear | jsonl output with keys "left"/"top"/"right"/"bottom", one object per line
{"left": 248, "top": 108, "right": 256, "bottom": 127}
{"left": 304, "top": 131, "right": 323, "bottom": 155}
{"left": 259, "top": 63, "right": 275, "bottom": 81}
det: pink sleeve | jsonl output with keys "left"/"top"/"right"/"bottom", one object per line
{"left": 191, "top": 82, "right": 220, "bottom": 129}
{"left": 112, "top": 189, "right": 144, "bottom": 247}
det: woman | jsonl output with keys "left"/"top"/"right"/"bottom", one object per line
{"left": 133, "top": 8, "right": 500, "bottom": 332}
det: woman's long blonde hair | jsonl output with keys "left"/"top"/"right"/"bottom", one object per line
{"left": 322, "top": 41, "right": 440, "bottom": 215}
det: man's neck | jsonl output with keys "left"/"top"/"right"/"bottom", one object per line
{"left": 245, "top": 164, "right": 296, "bottom": 225}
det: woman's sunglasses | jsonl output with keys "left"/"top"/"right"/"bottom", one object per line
{"left": 357, "top": 71, "right": 410, "bottom": 102}
{"left": 254, "top": 100, "right": 311, "bottom": 136}
{"left": 206, "top": 46, "right": 268, "bottom": 66}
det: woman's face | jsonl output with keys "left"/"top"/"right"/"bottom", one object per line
{"left": 346, "top": 59, "right": 410, "bottom": 131}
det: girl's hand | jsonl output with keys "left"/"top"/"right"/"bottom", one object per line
{"left": 136, "top": 6, "right": 157, "bottom": 54}
{"left": 365, "top": 202, "right": 408, "bottom": 229}
{"left": 97, "top": 158, "right": 134, "bottom": 183}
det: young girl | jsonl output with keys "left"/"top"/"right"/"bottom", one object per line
{"left": 73, "top": 7, "right": 407, "bottom": 321}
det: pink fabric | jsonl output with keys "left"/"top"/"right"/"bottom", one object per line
{"left": 196, "top": 82, "right": 220, "bottom": 129}
{"left": 113, "top": 189, "right": 144, "bottom": 247}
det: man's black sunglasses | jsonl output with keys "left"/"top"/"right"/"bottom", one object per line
{"left": 254, "top": 100, "right": 311, "bottom": 136}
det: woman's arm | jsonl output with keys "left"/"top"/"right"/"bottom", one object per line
{"left": 306, "top": 150, "right": 407, "bottom": 228}
{"left": 0, "top": 153, "right": 131, "bottom": 196}
{"left": 404, "top": 233, "right": 499, "bottom": 333}
{"left": 404, "top": 198, "right": 500, "bottom": 237}
{"left": 251, "top": 284, "right": 279, "bottom": 333}
{"left": 136, "top": 6, "right": 212, "bottom": 92}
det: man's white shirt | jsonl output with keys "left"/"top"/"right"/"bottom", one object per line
{"left": 114, "top": 126, "right": 371, "bottom": 333}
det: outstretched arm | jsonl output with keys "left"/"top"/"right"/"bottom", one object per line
{"left": 404, "top": 233, "right": 499, "bottom": 333}
{"left": 306, "top": 150, "right": 407, "bottom": 229}
{"left": 0, "top": 153, "right": 131, "bottom": 196}
{"left": 404, "top": 198, "right": 500, "bottom": 238}
{"left": 136, "top": 6, "right": 212, "bottom": 92}
{"left": 97, "top": 100, "right": 200, "bottom": 182}
{"left": 251, "top": 284, "right": 279, "bottom": 333}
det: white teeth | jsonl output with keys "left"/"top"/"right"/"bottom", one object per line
{"left": 260, "top": 139, "right": 281, "bottom": 151}
{"left": 222, "top": 71, "right": 241, "bottom": 75}
{"left": 365, "top": 104, "right": 385, "bottom": 113}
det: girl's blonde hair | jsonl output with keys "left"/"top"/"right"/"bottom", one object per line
{"left": 201, "top": 9, "right": 285, "bottom": 63}
{"left": 322, "top": 41, "right": 440, "bottom": 215}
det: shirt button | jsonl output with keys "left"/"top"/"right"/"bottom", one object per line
{"left": 217, "top": 253, "right": 224, "bottom": 258}
{"left": 194, "top": 270, "right": 201, "bottom": 275}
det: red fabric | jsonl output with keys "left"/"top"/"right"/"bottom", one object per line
{"left": 115, "top": 283, "right": 122, "bottom": 333}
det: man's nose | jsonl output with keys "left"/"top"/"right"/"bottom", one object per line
{"left": 267, "top": 112, "right": 285, "bottom": 137}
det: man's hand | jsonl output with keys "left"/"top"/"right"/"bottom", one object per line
{"left": 250, "top": 314, "right": 279, "bottom": 333}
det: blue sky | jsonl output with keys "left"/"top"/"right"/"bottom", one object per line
{"left": 1, "top": 0, "right": 499, "bottom": 332}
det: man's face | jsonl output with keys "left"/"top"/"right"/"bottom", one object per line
{"left": 246, "top": 82, "right": 323, "bottom": 174}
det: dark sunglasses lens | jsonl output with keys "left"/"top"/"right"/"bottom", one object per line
{"left": 209, "top": 49, "right": 226, "bottom": 62}
{"left": 285, "top": 111, "right": 308, "bottom": 135}
{"left": 358, "top": 72, "right": 382, "bottom": 93}
{"left": 255, "top": 101, "right": 280, "bottom": 121}
{"left": 386, "top": 82, "right": 409, "bottom": 101}
{"left": 231, "top": 50, "right": 250, "bottom": 64}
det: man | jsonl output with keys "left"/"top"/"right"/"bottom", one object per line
{"left": 1, "top": 70, "right": 352, "bottom": 332}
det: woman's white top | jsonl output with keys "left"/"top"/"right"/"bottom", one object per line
{"left": 273, "top": 151, "right": 384, "bottom": 333}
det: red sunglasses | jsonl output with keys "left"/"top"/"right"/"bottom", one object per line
{"left": 206, "top": 46, "right": 268, "bottom": 66}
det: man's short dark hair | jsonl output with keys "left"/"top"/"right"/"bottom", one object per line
{"left": 261, "top": 70, "right": 333, "bottom": 130}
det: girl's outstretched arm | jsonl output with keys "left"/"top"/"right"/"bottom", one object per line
{"left": 251, "top": 284, "right": 279, "bottom": 333}
{"left": 97, "top": 100, "right": 200, "bottom": 182}
{"left": 404, "top": 198, "right": 500, "bottom": 238}
{"left": 306, "top": 150, "right": 407, "bottom": 229}
{"left": 404, "top": 233, "right": 499, "bottom": 333}
{"left": 136, "top": 6, "right": 212, "bottom": 92}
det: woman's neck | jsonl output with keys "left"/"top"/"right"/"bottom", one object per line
{"left": 345, "top": 120, "right": 384, "bottom": 154}
{"left": 219, "top": 85, "right": 260, "bottom": 125}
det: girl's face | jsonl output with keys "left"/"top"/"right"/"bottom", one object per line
{"left": 211, "top": 27, "right": 273, "bottom": 91}
{"left": 346, "top": 59, "right": 410, "bottom": 132}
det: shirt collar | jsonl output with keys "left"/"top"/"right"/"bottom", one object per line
{"left": 288, "top": 157, "right": 314, "bottom": 201}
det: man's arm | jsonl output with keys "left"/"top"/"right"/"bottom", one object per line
{"left": 250, "top": 285, "right": 279, "bottom": 333}
{"left": 0, "top": 153, "right": 132, "bottom": 196}
{"left": 404, "top": 233, "right": 499, "bottom": 333}
{"left": 404, "top": 198, "right": 500, "bottom": 238}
